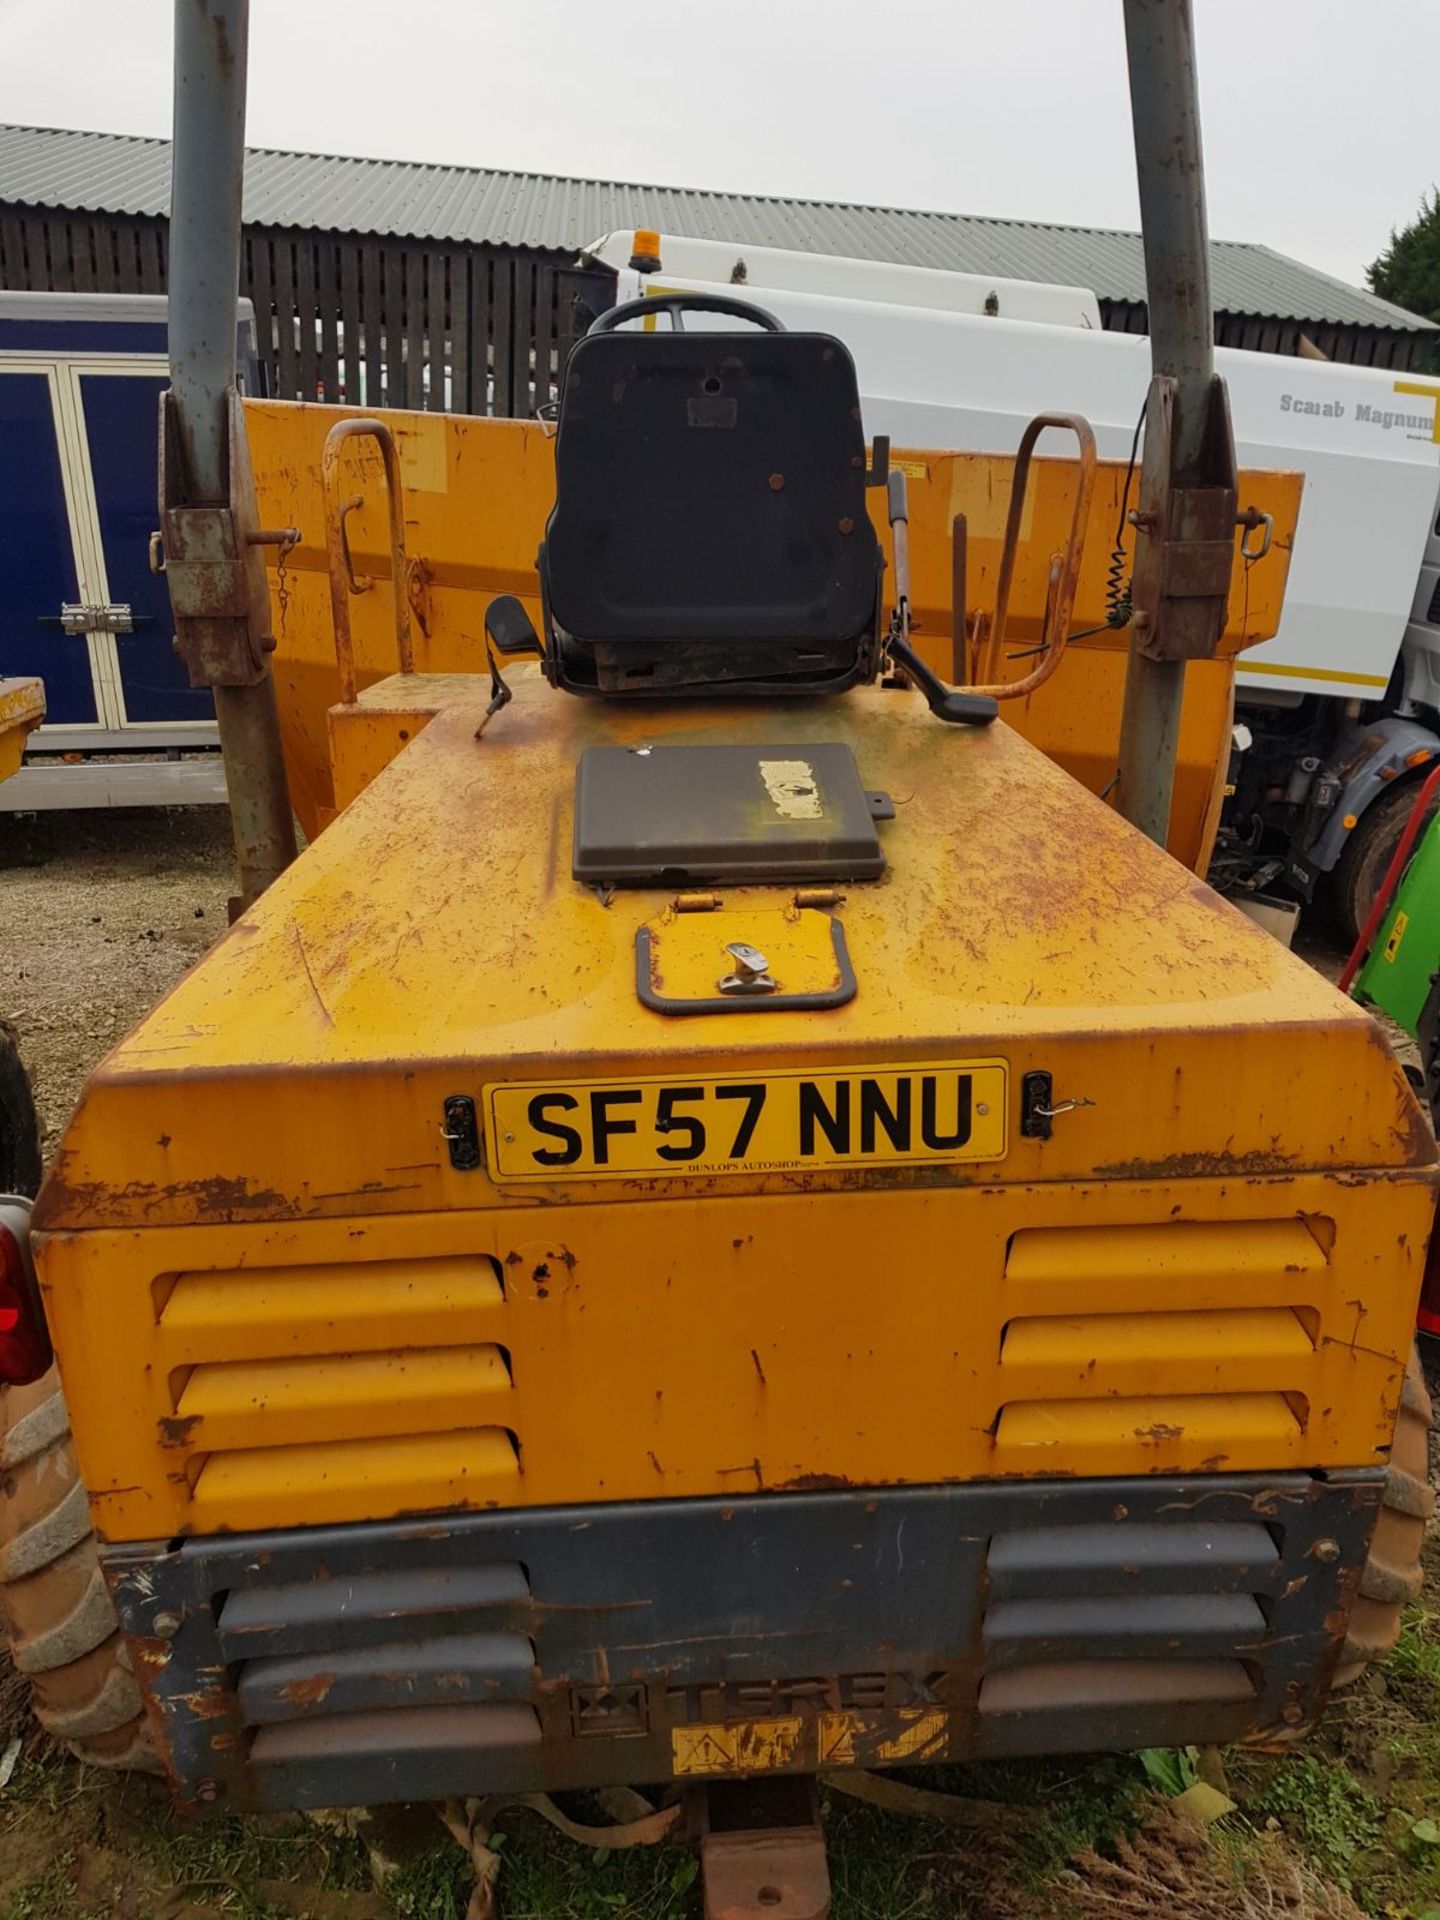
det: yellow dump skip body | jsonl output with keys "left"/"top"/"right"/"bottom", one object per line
{"left": 32, "top": 659, "right": 1434, "bottom": 1811}
{"left": 0, "top": 675, "right": 44, "bottom": 784}
{"left": 244, "top": 401, "right": 1303, "bottom": 874}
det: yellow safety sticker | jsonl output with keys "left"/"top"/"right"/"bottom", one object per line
{"left": 672, "top": 1718, "right": 805, "bottom": 1776}
{"left": 816, "top": 1713, "right": 857, "bottom": 1766}
{"left": 670, "top": 1708, "right": 952, "bottom": 1776}
{"left": 486, "top": 1059, "right": 1009, "bottom": 1181}
{"left": 875, "top": 1710, "right": 949, "bottom": 1764}
{"left": 1384, "top": 910, "right": 1409, "bottom": 963}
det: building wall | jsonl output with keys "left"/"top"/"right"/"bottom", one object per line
{"left": 2, "top": 202, "right": 1429, "bottom": 394}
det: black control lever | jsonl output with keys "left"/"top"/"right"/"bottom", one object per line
{"left": 887, "top": 632, "right": 998, "bottom": 727}
{"left": 485, "top": 594, "right": 544, "bottom": 658}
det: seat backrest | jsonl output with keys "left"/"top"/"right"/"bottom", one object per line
{"left": 543, "top": 329, "right": 879, "bottom": 646}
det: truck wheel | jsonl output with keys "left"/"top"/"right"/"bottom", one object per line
{"left": 0, "top": 1367, "right": 159, "bottom": 1770}
{"left": 0, "top": 1021, "right": 41, "bottom": 1199}
{"left": 1334, "top": 776, "right": 1440, "bottom": 949}
{"left": 1333, "top": 1343, "right": 1434, "bottom": 1687}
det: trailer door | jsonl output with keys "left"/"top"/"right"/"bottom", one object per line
{"left": 70, "top": 366, "right": 215, "bottom": 726}
{"left": 0, "top": 366, "right": 104, "bottom": 724}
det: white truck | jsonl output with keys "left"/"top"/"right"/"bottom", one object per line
{"left": 583, "top": 232, "right": 1440, "bottom": 937}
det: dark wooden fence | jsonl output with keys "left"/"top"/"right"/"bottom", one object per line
{"left": 0, "top": 205, "right": 611, "bottom": 415}
{"left": 0, "top": 204, "right": 169, "bottom": 296}
{"left": 1101, "top": 296, "right": 1434, "bottom": 371}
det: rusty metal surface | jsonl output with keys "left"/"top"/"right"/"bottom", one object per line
{"left": 35, "top": 675, "right": 1415, "bottom": 1236}
{"left": 102, "top": 1468, "right": 1380, "bottom": 1812}
{"left": 701, "top": 1829, "right": 829, "bottom": 1920}
{"left": 157, "top": 389, "right": 293, "bottom": 690}
{"left": 240, "top": 401, "right": 1300, "bottom": 872}
{"left": 1114, "top": 0, "right": 1232, "bottom": 845}
{"left": 38, "top": 1172, "right": 1435, "bottom": 1546}
{"left": 210, "top": 678, "right": 300, "bottom": 909}
{"left": 320, "top": 417, "right": 413, "bottom": 705}
{"left": 156, "top": 385, "right": 299, "bottom": 905}
{"left": 970, "top": 412, "right": 1096, "bottom": 698}
{"left": 1126, "top": 377, "right": 1241, "bottom": 667}
{"left": 157, "top": 382, "right": 299, "bottom": 905}
{"left": 31, "top": 672, "right": 1434, "bottom": 1542}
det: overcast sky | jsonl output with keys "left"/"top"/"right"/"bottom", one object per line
{"left": 0, "top": 0, "right": 1432, "bottom": 291}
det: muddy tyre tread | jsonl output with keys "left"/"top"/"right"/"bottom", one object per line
{"left": 1333, "top": 774, "right": 1440, "bottom": 948}
{"left": 0, "top": 1021, "right": 41, "bottom": 1200}
{"left": 0, "top": 1368, "right": 160, "bottom": 1771}
{"left": 1334, "top": 1344, "right": 1435, "bottom": 1685}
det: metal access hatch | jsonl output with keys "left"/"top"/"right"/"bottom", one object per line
{"left": 572, "top": 742, "right": 891, "bottom": 885}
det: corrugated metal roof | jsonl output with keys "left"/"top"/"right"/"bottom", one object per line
{"left": 0, "top": 121, "right": 1430, "bottom": 334}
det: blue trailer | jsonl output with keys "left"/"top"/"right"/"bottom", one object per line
{"left": 0, "top": 291, "right": 260, "bottom": 809}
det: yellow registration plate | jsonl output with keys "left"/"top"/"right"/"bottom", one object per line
{"left": 485, "top": 1059, "right": 1008, "bottom": 1181}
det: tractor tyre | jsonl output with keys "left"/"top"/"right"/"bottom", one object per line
{"left": 0, "top": 1021, "right": 41, "bottom": 1199}
{"left": 1333, "top": 775, "right": 1440, "bottom": 949}
{"left": 1333, "top": 1342, "right": 1435, "bottom": 1687}
{"left": 0, "top": 1366, "right": 159, "bottom": 1770}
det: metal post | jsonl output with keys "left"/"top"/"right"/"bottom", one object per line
{"left": 1114, "top": 654, "right": 1186, "bottom": 844}
{"left": 1114, "top": 0, "right": 1216, "bottom": 846}
{"left": 168, "top": 0, "right": 296, "bottom": 904}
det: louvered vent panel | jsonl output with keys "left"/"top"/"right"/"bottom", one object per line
{"left": 155, "top": 1255, "right": 515, "bottom": 1529}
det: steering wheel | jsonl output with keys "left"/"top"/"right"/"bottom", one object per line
{"left": 590, "top": 291, "right": 785, "bottom": 334}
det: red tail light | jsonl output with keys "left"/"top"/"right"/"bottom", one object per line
{"left": 0, "top": 1217, "right": 51, "bottom": 1386}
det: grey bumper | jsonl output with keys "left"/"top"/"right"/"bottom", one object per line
{"left": 103, "top": 1471, "right": 1381, "bottom": 1811}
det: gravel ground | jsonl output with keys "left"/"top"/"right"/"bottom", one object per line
{"left": 0, "top": 808, "right": 233, "bottom": 1161}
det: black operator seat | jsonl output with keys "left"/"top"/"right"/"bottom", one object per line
{"left": 539, "top": 292, "right": 884, "bottom": 698}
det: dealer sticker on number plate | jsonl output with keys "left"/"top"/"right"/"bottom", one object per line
{"left": 484, "top": 1060, "right": 1008, "bottom": 1181}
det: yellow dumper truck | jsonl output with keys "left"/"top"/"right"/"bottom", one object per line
{"left": 1, "top": 4, "right": 1435, "bottom": 1915}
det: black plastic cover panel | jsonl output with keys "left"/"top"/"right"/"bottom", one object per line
{"left": 573, "top": 742, "right": 885, "bottom": 885}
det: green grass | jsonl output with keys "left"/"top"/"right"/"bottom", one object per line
{"left": 382, "top": 1809, "right": 699, "bottom": 1920}
{"left": 1235, "top": 1755, "right": 1383, "bottom": 1894}
{"left": 133, "top": 1808, "right": 372, "bottom": 1907}
{"left": 1386, "top": 1606, "right": 1440, "bottom": 1693}
{"left": 380, "top": 1842, "right": 472, "bottom": 1920}
{"left": 0, "top": 1743, "right": 373, "bottom": 1920}
{"left": 8, "top": 1687, "right": 1440, "bottom": 1920}
{"left": 3, "top": 1856, "right": 85, "bottom": 1920}
{"left": 1221, "top": 1597, "right": 1440, "bottom": 1919}
{"left": 0, "top": 1749, "right": 1231, "bottom": 1920}
{"left": 373, "top": 1764, "right": 1157, "bottom": 1920}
